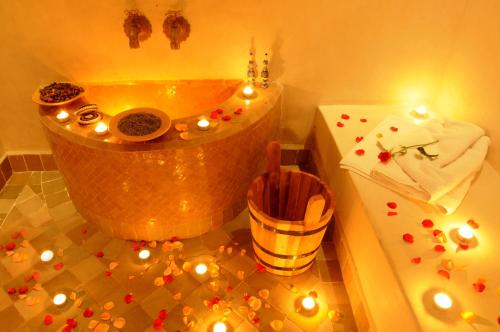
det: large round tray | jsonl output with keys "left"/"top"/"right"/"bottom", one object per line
{"left": 109, "top": 108, "right": 171, "bottom": 142}
{"left": 32, "top": 82, "right": 86, "bottom": 106}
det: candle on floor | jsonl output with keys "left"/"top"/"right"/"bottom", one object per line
{"left": 53, "top": 293, "right": 67, "bottom": 306}
{"left": 138, "top": 249, "right": 151, "bottom": 260}
{"left": 301, "top": 296, "right": 316, "bottom": 310}
{"left": 94, "top": 122, "right": 108, "bottom": 136}
{"left": 195, "top": 263, "right": 208, "bottom": 275}
{"left": 212, "top": 321, "right": 227, "bottom": 332}
{"left": 56, "top": 110, "right": 70, "bottom": 123}
{"left": 433, "top": 292, "right": 453, "bottom": 310}
{"left": 40, "top": 250, "right": 54, "bottom": 262}
{"left": 458, "top": 225, "right": 475, "bottom": 241}
{"left": 197, "top": 118, "right": 210, "bottom": 131}
{"left": 242, "top": 84, "right": 255, "bottom": 98}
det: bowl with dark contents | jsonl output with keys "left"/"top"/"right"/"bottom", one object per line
{"left": 109, "top": 108, "right": 171, "bottom": 142}
{"left": 32, "top": 82, "right": 86, "bottom": 106}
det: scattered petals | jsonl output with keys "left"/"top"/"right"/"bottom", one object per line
{"left": 95, "top": 251, "right": 104, "bottom": 258}
{"left": 360, "top": 118, "right": 367, "bottom": 123}
{"left": 402, "top": 233, "right": 414, "bottom": 243}
{"left": 355, "top": 149, "right": 365, "bottom": 156}
{"left": 124, "top": 293, "right": 133, "bottom": 304}
{"left": 81, "top": 228, "right": 88, "bottom": 235}
{"left": 355, "top": 136, "right": 363, "bottom": 143}
{"left": 378, "top": 151, "right": 392, "bottom": 163}
{"left": 153, "top": 318, "right": 164, "bottom": 330}
{"left": 438, "top": 269, "right": 450, "bottom": 279}
{"left": 43, "top": 314, "right": 53, "bottom": 325}
{"left": 459, "top": 243, "right": 469, "bottom": 250}
{"left": 222, "top": 115, "right": 231, "bottom": 121}
{"left": 216, "top": 108, "right": 224, "bottom": 114}
{"left": 467, "top": 219, "right": 479, "bottom": 229}
{"left": 234, "top": 108, "right": 243, "bottom": 115}
{"left": 163, "top": 274, "right": 174, "bottom": 284}
{"left": 83, "top": 307, "right": 94, "bottom": 318}
{"left": 473, "top": 281, "right": 486, "bottom": 293}
{"left": 210, "top": 111, "right": 218, "bottom": 119}
{"left": 336, "top": 122, "right": 344, "bottom": 128}
{"left": 67, "top": 318, "right": 77, "bottom": 328}
{"left": 7, "top": 287, "right": 16, "bottom": 295}
{"left": 387, "top": 211, "right": 398, "bottom": 217}
{"left": 5, "top": 242, "right": 16, "bottom": 251}
{"left": 411, "top": 257, "right": 422, "bottom": 264}
{"left": 434, "top": 245, "right": 446, "bottom": 253}
{"left": 158, "top": 309, "right": 168, "bottom": 320}
{"left": 387, "top": 202, "right": 397, "bottom": 209}
{"left": 53, "top": 262, "right": 64, "bottom": 270}
{"left": 421, "top": 219, "right": 434, "bottom": 228}
{"left": 341, "top": 114, "right": 350, "bottom": 120}
{"left": 256, "top": 263, "right": 266, "bottom": 273}
{"left": 104, "top": 271, "right": 112, "bottom": 277}
{"left": 390, "top": 126, "right": 398, "bottom": 132}
{"left": 18, "top": 286, "right": 28, "bottom": 294}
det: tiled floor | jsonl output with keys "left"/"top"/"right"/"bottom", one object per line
{"left": 0, "top": 171, "right": 356, "bottom": 332}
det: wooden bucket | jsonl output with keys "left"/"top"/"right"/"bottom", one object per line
{"left": 248, "top": 166, "right": 334, "bottom": 276}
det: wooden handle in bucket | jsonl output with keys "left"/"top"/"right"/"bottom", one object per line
{"left": 303, "top": 194, "right": 325, "bottom": 227}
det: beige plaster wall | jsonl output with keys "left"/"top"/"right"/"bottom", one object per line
{"left": 0, "top": 0, "right": 497, "bottom": 169}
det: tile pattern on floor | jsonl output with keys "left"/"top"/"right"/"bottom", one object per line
{"left": 0, "top": 171, "right": 356, "bottom": 332}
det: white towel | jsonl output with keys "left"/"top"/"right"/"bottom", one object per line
{"left": 340, "top": 115, "right": 489, "bottom": 214}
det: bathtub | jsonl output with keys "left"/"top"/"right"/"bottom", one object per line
{"left": 39, "top": 80, "right": 282, "bottom": 240}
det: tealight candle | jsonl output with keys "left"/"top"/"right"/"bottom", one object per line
{"left": 138, "top": 249, "right": 151, "bottom": 260}
{"left": 40, "top": 250, "right": 54, "bottom": 262}
{"left": 213, "top": 321, "right": 227, "bottom": 332}
{"left": 195, "top": 263, "right": 208, "bottom": 275}
{"left": 301, "top": 296, "right": 316, "bottom": 310}
{"left": 197, "top": 118, "right": 210, "bottom": 131}
{"left": 53, "top": 293, "right": 67, "bottom": 306}
{"left": 458, "top": 225, "right": 475, "bottom": 241}
{"left": 415, "top": 105, "right": 428, "bottom": 116}
{"left": 56, "top": 110, "right": 70, "bottom": 123}
{"left": 433, "top": 292, "right": 453, "bottom": 310}
{"left": 242, "top": 84, "right": 255, "bottom": 98}
{"left": 94, "top": 122, "right": 108, "bottom": 136}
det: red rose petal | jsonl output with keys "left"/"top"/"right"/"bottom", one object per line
{"left": 62, "top": 325, "right": 72, "bottom": 332}
{"left": 222, "top": 115, "right": 231, "bottom": 121}
{"left": 473, "top": 282, "right": 486, "bottom": 293}
{"left": 390, "top": 126, "right": 398, "bottom": 132}
{"left": 226, "top": 286, "right": 233, "bottom": 293}
{"left": 95, "top": 251, "right": 104, "bottom": 258}
{"left": 5, "top": 242, "right": 16, "bottom": 251}
{"left": 43, "top": 314, "right": 53, "bottom": 325}
{"left": 434, "top": 245, "right": 446, "bottom": 252}
{"left": 411, "top": 257, "right": 422, "bottom": 264}
{"left": 252, "top": 317, "right": 261, "bottom": 326}
{"left": 169, "top": 236, "right": 179, "bottom": 243}
{"left": 132, "top": 243, "right": 140, "bottom": 251}
{"left": 83, "top": 307, "right": 93, "bottom": 318}
{"left": 67, "top": 318, "right": 77, "bottom": 328}
{"left": 216, "top": 108, "right": 224, "bottom": 114}
{"left": 387, "top": 211, "right": 398, "bottom": 216}
{"left": 163, "top": 274, "right": 174, "bottom": 284}
{"left": 309, "top": 291, "right": 318, "bottom": 298}
{"left": 421, "top": 219, "right": 434, "bottom": 228}
{"left": 140, "top": 240, "right": 147, "bottom": 247}
{"left": 341, "top": 114, "right": 350, "bottom": 120}
{"left": 234, "top": 108, "right": 243, "bottom": 115}
{"left": 360, "top": 118, "right": 367, "bottom": 123}
{"left": 378, "top": 151, "right": 392, "bottom": 163}
{"left": 402, "top": 233, "right": 414, "bottom": 243}
{"left": 459, "top": 243, "right": 469, "bottom": 250}
{"left": 18, "top": 286, "right": 28, "bottom": 294}
{"left": 124, "top": 293, "right": 133, "bottom": 304}
{"left": 497, "top": 317, "right": 500, "bottom": 325}
{"left": 81, "top": 228, "right": 88, "bottom": 235}
{"left": 153, "top": 318, "right": 164, "bottom": 330}
{"left": 31, "top": 271, "right": 41, "bottom": 281}
{"left": 157, "top": 309, "right": 168, "bottom": 320}
{"left": 387, "top": 202, "right": 397, "bottom": 209}
{"left": 256, "top": 263, "right": 266, "bottom": 273}
{"left": 104, "top": 271, "right": 112, "bottom": 277}
{"left": 243, "top": 292, "right": 251, "bottom": 302}
{"left": 438, "top": 269, "right": 450, "bottom": 279}
{"left": 355, "top": 136, "right": 363, "bottom": 143}
{"left": 432, "top": 229, "right": 443, "bottom": 237}
{"left": 7, "top": 287, "right": 16, "bottom": 295}
{"left": 336, "top": 122, "right": 344, "bottom": 127}
{"left": 210, "top": 111, "right": 218, "bottom": 119}
{"left": 467, "top": 219, "right": 479, "bottom": 229}
{"left": 53, "top": 262, "right": 64, "bottom": 270}
{"left": 355, "top": 149, "right": 365, "bottom": 156}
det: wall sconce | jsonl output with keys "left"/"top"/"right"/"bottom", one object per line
{"left": 163, "top": 11, "right": 190, "bottom": 49}
{"left": 123, "top": 10, "right": 152, "bottom": 49}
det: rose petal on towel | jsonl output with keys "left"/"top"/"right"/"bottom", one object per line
{"left": 402, "top": 233, "right": 414, "bottom": 243}
{"left": 341, "top": 114, "right": 350, "bottom": 120}
{"left": 360, "top": 118, "right": 367, "bottom": 123}
{"left": 467, "top": 219, "right": 479, "bottom": 229}
{"left": 378, "top": 151, "right": 392, "bottom": 163}
{"left": 355, "top": 149, "right": 365, "bottom": 156}
{"left": 387, "top": 202, "right": 397, "bottom": 209}
{"left": 387, "top": 211, "right": 398, "bottom": 216}
{"left": 390, "top": 126, "right": 398, "bottom": 132}
{"left": 434, "top": 245, "right": 445, "bottom": 252}
{"left": 421, "top": 219, "right": 434, "bottom": 228}
{"left": 336, "top": 122, "right": 344, "bottom": 127}
{"left": 473, "top": 281, "right": 486, "bottom": 293}
{"left": 411, "top": 257, "right": 421, "bottom": 264}
{"left": 355, "top": 136, "right": 363, "bottom": 143}
{"left": 438, "top": 269, "right": 450, "bottom": 279}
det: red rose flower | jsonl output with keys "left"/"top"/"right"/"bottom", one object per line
{"left": 378, "top": 151, "right": 392, "bottom": 163}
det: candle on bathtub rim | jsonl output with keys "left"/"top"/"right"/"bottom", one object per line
{"left": 94, "top": 121, "right": 108, "bottom": 136}
{"left": 138, "top": 249, "right": 151, "bottom": 260}
{"left": 242, "top": 84, "right": 255, "bottom": 98}
{"left": 56, "top": 110, "right": 70, "bottom": 123}
{"left": 433, "top": 292, "right": 453, "bottom": 310}
{"left": 197, "top": 118, "right": 210, "bottom": 131}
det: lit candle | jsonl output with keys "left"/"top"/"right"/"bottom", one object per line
{"left": 56, "top": 110, "right": 70, "bottom": 123}
{"left": 195, "top": 263, "right": 208, "bottom": 275}
{"left": 301, "top": 296, "right": 316, "bottom": 310}
{"left": 242, "top": 84, "right": 255, "bottom": 98}
{"left": 458, "top": 225, "right": 475, "bottom": 241}
{"left": 411, "top": 105, "right": 430, "bottom": 119}
{"left": 197, "top": 118, "right": 210, "bottom": 131}
{"left": 53, "top": 293, "right": 67, "bottom": 306}
{"left": 213, "top": 321, "right": 227, "bottom": 332}
{"left": 138, "top": 249, "right": 151, "bottom": 260}
{"left": 40, "top": 250, "right": 54, "bottom": 263}
{"left": 433, "top": 292, "right": 453, "bottom": 310}
{"left": 94, "top": 122, "right": 108, "bottom": 136}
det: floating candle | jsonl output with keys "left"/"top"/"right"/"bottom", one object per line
{"left": 195, "top": 263, "right": 208, "bottom": 275}
{"left": 301, "top": 296, "right": 316, "bottom": 310}
{"left": 197, "top": 118, "right": 210, "bottom": 131}
{"left": 458, "top": 225, "right": 474, "bottom": 241}
{"left": 138, "top": 249, "right": 151, "bottom": 260}
{"left": 56, "top": 110, "right": 69, "bottom": 123}
{"left": 213, "top": 321, "right": 227, "bottom": 332}
{"left": 433, "top": 292, "right": 452, "bottom": 310}
{"left": 242, "top": 84, "right": 255, "bottom": 98}
{"left": 40, "top": 250, "right": 54, "bottom": 262}
{"left": 53, "top": 293, "right": 67, "bottom": 306}
{"left": 94, "top": 122, "right": 108, "bottom": 136}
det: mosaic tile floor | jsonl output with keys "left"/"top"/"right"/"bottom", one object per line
{"left": 0, "top": 171, "right": 356, "bottom": 332}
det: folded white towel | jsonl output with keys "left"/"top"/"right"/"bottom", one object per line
{"left": 340, "top": 115, "right": 489, "bottom": 214}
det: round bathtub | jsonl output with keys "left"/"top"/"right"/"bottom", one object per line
{"left": 39, "top": 80, "right": 282, "bottom": 240}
